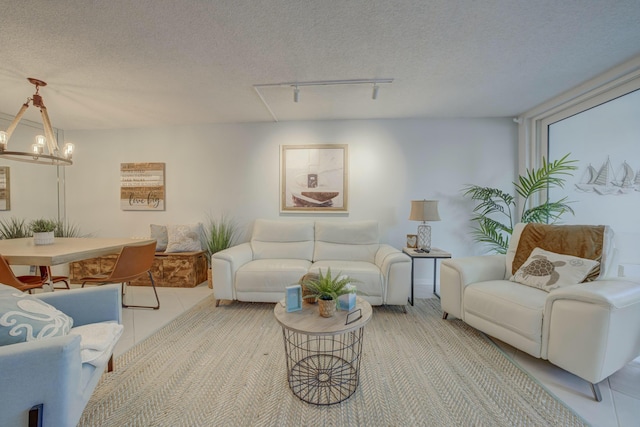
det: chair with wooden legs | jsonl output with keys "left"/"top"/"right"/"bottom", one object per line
{"left": 80, "top": 241, "right": 160, "bottom": 309}
{"left": 0, "top": 255, "right": 48, "bottom": 293}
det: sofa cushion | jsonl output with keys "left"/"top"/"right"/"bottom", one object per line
{"left": 313, "top": 220, "right": 379, "bottom": 263}
{"left": 251, "top": 220, "right": 314, "bottom": 261}
{"left": 166, "top": 223, "right": 203, "bottom": 253}
{"left": 464, "top": 280, "right": 547, "bottom": 356}
{"left": 0, "top": 285, "right": 73, "bottom": 346}
{"left": 236, "top": 259, "right": 312, "bottom": 293}
{"left": 150, "top": 224, "right": 169, "bottom": 251}
{"left": 310, "top": 260, "right": 383, "bottom": 299}
{"left": 511, "top": 248, "right": 600, "bottom": 292}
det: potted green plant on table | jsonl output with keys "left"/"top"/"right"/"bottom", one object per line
{"left": 463, "top": 154, "right": 577, "bottom": 254}
{"left": 301, "top": 268, "right": 359, "bottom": 318}
{"left": 204, "top": 215, "right": 239, "bottom": 289}
{"left": 30, "top": 218, "right": 57, "bottom": 245}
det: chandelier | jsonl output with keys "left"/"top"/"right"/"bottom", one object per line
{"left": 0, "top": 78, "right": 74, "bottom": 166}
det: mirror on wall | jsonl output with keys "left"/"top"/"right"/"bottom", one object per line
{"left": 0, "top": 114, "right": 64, "bottom": 224}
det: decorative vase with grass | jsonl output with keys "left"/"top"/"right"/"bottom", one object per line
{"left": 301, "top": 268, "right": 359, "bottom": 318}
{"left": 30, "top": 218, "right": 57, "bottom": 245}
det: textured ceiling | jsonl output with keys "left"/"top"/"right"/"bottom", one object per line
{"left": 1, "top": 0, "right": 640, "bottom": 130}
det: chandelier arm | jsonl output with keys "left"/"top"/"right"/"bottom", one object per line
{"left": 39, "top": 106, "right": 59, "bottom": 155}
{"left": 0, "top": 151, "right": 72, "bottom": 166}
{"left": 5, "top": 102, "right": 30, "bottom": 141}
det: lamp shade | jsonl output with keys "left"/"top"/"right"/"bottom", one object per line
{"left": 409, "top": 200, "right": 441, "bottom": 222}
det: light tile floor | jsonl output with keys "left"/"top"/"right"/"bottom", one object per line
{"left": 116, "top": 285, "right": 640, "bottom": 427}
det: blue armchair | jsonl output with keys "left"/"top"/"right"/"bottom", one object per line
{"left": 0, "top": 284, "right": 122, "bottom": 427}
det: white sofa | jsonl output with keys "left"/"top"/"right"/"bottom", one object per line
{"left": 440, "top": 223, "right": 640, "bottom": 401}
{"left": 212, "top": 219, "right": 411, "bottom": 308}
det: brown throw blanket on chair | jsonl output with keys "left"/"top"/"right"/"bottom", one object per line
{"left": 512, "top": 223, "right": 606, "bottom": 282}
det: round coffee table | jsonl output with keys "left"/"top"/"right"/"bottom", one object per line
{"left": 274, "top": 297, "right": 372, "bottom": 405}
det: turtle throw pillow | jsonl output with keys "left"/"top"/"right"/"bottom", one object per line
{"left": 510, "top": 247, "right": 600, "bottom": 292}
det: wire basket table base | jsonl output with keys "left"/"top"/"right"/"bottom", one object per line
{"left": 282, "top": 329, "right": 365, "bottom": 405}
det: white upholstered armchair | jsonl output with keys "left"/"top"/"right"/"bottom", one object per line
{"left": 440, "top": 223, "right": 640, "bottom": 401}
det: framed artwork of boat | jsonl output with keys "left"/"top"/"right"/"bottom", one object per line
{"left": 280, "top": 144, "right": 348, "bottom": 213}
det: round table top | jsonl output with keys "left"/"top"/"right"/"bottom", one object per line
{"left": 274, "top": 297, "right": 372, "bottom": 336}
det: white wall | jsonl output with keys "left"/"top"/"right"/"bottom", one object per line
{"left": 63, "top": 118, "right": 516, "bottom": 285}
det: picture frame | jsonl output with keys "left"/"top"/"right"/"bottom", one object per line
{"left": 406, "top": 234, "right": 418, "bottom": 249}
{"left": 280, "top": 144, "right": 348, "bottom": 213}
{"left": 285, "top": 285, "right": 303, "bottom": 312}
{"left": 0, "top": 167, "right": 9, "bottom": 211}
{"left": 120, "top": 162, "right": 166, "bottom": 211}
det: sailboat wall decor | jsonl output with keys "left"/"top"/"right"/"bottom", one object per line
{"left": 575, "top": 157, "right": 639, "bottom": 195}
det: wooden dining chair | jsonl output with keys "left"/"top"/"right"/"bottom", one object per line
{"left": 0, "top": 255, "right": 48, "bottom": 293}
{"left": 80, "top": 241, "right": 160, "bottom": 309}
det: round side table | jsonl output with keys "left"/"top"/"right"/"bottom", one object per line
{"left": 274, "top": 297, "right": 372, "bottom": 405}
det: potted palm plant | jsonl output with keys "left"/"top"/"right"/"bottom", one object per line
{"left": 30, "top": 218, "right": 57, "bottom": 245}
{"left": 204, "top": 215, "right": 239, "bottom": 289}
{"left": 463, "top": 154, "right": 577, "bottom": 254}
{"left": 301, "top": 268, "right": 359, "bottom": 317}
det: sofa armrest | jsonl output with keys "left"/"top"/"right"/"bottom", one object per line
{"left": 212, "top": 243, "right": 253, "bottom": 301}
{"left": 36, "top": 284, "right": 122, "bottom": 326}
{"left": 546, "top": 279, "right": 640, "bottom": 309}
{"left": 374, "top": 244, "right": 408, "bottom": 269}
{"left": 375, "top": 244, "right": 411, "bottom": 305}
{"left": 543, "top": 279, "right": 640, "bottom": 383}
{"left": 0, "top": 335, "right": 84, "bottom": 427}
{"left": 440, "top": 255, "right": 506, "bottom": 319}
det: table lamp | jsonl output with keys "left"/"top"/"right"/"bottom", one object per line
{"left": 409, "top": 200, "right": 441, "bottom": 252}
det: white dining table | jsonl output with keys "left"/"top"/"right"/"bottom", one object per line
{"left": 0, "top": 237, "right": 156, "bottom": 266}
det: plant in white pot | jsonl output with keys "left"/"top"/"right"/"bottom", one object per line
{"left": 30, "top": 218, "right": 57, "bottom": 245}
{"left": 301, "top": 268, "right": 360, "bottom": 318}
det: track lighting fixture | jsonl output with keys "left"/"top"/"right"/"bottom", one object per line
{"left": 253, "top": 78, "right": 394, "bottom": 121}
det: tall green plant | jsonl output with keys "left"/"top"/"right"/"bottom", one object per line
{"left": 204, "top": 215, "right": 239, "bottom": 265}
{"left": 0, "top": 217, "right": 31, "bottom": 239}
{"left": 463, "top": 154, "right": 577, "bottom": 254}
{"left": 54, "top": 219, "right": 90, "bottom": 237}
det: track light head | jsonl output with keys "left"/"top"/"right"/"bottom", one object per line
{"left": 293, "top": 86, "right": 300, "bottom": 103}
{"left": 372, "top": 84, "right": 379, "bottom": 100}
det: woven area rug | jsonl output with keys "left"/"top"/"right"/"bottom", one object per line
{"left": 79, "top": 297, "right": 588, "bottom": 426}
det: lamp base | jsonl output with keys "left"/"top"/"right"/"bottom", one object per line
{"left": 417, "top": 223, "right": 432, "bottom": 252}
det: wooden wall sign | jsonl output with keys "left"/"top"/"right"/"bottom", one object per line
{"left": 120, "top": 162, "right": 165, "bottom": 211}
{"left": 0, "top": 167, "right": 9, "bottom": 211}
